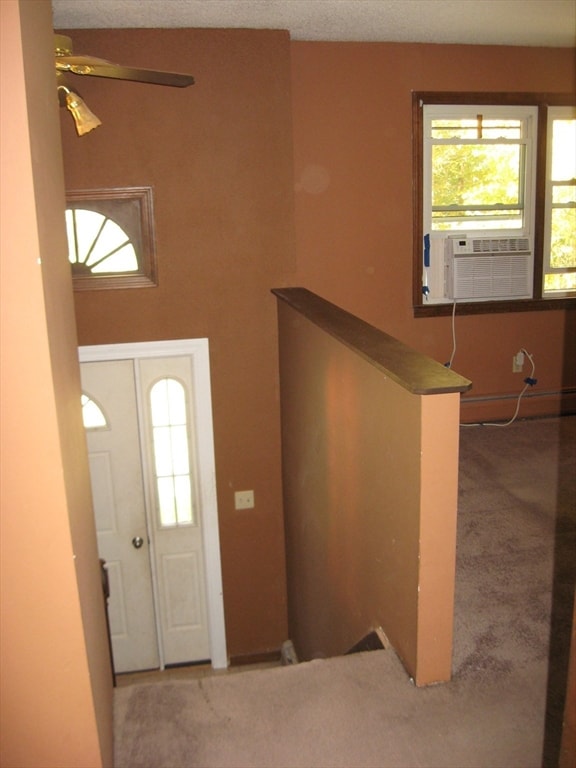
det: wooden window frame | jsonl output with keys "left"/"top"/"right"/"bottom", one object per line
{"left": 66, "top": 186, "right": 157, "bottom": 291}
{"left": 413, "top": 92, "right": 576, "bottom": 317}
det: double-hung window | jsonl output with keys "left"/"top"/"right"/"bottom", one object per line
{"left": 413, "top": 93, "right": 575, "bottom": 314}
{"left": 543, "top": 107, "right": 576, "bottom": 296}
{"left": 424, "top": 105, "right": 536, "bottom": 236}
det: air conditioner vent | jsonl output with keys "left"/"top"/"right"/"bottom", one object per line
{"left": 444, "top": 237, "right": 533, "bottom": 301}
{"left": 449, "top": 236, "right": 531, "bottom": 256}
{"left": 470, "top": 237, "right": 530, "bottom": 254}
{"left": 450, "top": 254, "right": 531, "bottom": 300}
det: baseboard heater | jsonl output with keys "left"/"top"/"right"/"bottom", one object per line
{"left": 461, "top": 387, "right": 574, "bottom": 404}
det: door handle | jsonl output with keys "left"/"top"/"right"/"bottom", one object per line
{"left": 132, "top": 536, "right": 144, "bottom": 549}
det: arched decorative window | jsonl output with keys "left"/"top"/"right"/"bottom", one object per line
{"left": 66, "top": 209, "right": 138, "bottom": 273}
{"left": 81, "top": 393, "right": 108, "bottom": 429}
{"left": 66, "top": 187, "right": 157, "bottom": 291}
{"left": 149, "top": 377, "right": 195, "bottom": 528}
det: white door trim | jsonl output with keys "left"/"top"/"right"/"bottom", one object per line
{"left": 79, "top": 339, "right": 228, "bottom": 670}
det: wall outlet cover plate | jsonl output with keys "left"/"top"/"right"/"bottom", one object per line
{"left": 234, "top": 490, "right": 254, "bottom": 509}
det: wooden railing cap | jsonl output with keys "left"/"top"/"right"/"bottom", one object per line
{"left": 272, "top": 287, "right": 472, "bottom": 395}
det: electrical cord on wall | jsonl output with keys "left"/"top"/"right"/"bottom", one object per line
{"left": 444, "top": 301, "right": 457, "bottom": 369}
{"left": 462, "top": 348, "right": 537, "bottom": 428}
{"left": 441, "top": 301, "right": 537, "bottom": 427}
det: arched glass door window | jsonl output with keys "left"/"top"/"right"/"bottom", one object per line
{"left": 81, "top": 393, "right": 107, "bottom": 429}
{"left": 65, "top": 187, "right": 157, "bottom": 291}
{"left": 150, "top": 377, "right": 195, "bottom": 528}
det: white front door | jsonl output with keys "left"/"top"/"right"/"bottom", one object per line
{"left": 82, "top": 359, "right": 160, "bottom": 673}
{"left": 138, "top": 354, "right": 210, "bottom": 665}
{"left": 80, "top": 339, "right": 227, "bottom": 673}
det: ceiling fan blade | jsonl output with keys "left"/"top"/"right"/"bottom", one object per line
{"left": 56, "top": 55, "right": 195, "bottom": 87}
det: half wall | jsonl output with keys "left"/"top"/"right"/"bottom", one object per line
{"left": 274, "top": 288, "right": 471, "bottom": 686}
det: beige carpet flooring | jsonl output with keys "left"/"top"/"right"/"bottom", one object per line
{"left": 114, "top": 416, "right": 576, "bottom": 768}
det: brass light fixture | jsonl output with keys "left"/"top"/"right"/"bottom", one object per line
{"left": 54, "top": 33, "right": 195, "bottom": 137}
{"left": 58, "top": 84, "right": 102, "bottom": 136}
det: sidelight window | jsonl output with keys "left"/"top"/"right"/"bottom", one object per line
{"left": 149, "top": 377, "right": 195, "bottom": 527}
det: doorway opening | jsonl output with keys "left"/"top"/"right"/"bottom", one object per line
{"left": 79, "top": 339, "right": 227, "bottom": 672}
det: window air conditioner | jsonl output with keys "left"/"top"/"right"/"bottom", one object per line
{"left": 444, "top": 237, "right": 533, "bottom": 301}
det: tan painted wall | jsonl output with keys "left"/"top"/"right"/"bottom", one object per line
{"left": 276, "top": 301, "right": 461, "bottom": 684}
{"left": 0, "top": 12, "right": 571, "bottom": 760}
{"left": 58, "top": 27, "right": 294, "bottom": 658}
{"left": 290, "top": 41, "right": 576, "bottom": 422}
{"left": 56, "top": 28, "right": 573, "bottom": 660}
{"left": 417, "top": 392, "right": 461, "bottom": 681}
{"left": 0, "top": 2, "right": 112, "bottom": 766}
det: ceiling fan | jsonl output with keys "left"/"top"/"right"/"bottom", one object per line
{"left": 55, "top": 34, "right": 195, "bottom": 136}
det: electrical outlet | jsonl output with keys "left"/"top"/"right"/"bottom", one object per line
{"left": 234, "top": 490, "right": 254, "bottom": 510}
{"left": 513, "top": 351, "right": 525, "bottom": 373}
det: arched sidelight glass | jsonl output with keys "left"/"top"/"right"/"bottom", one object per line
{"left": 149, "top": 378, "right": 195, "bottom": 528}
{"left": 81, "top": 393, "right": 107, "bottom": 429}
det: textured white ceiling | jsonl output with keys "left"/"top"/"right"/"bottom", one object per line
{"left": 51, "top": 0, "right": 576, "bottom": 47}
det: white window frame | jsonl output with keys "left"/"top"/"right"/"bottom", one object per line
{"left": 413, "top": 93, "right": 576, "bottom": 314}
{"left": 423, "top": 104, "right": 537, "bottom": 240}
{"left": 542, "top": 105, "right": 576, "bottom": 298}
{"left": 420, "top": 104, "right": 538, "bottom": 306}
